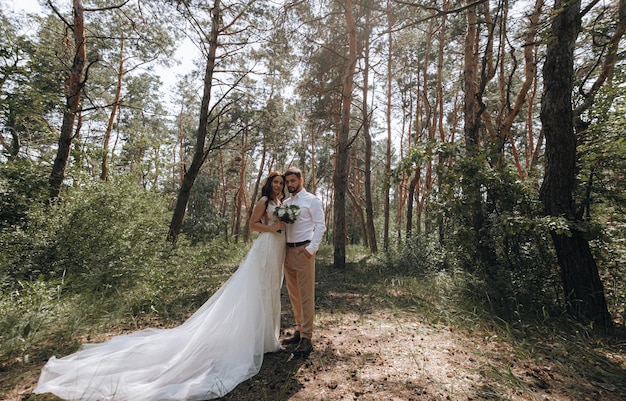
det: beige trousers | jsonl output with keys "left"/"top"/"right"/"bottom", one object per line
{"left": 284, "top": 246, "right": 316, "bottom": 340}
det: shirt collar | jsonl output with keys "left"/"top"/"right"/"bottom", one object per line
{"left": 290, "top": 188, "right": 305, "bottom": 199}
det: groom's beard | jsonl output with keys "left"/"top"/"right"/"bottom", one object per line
{"left": 288, "top": 184, "right": 301, "bottom": 194}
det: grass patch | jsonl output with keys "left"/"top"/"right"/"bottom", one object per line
{"left": 3, "top": 244, "right": 626, "bottom": 401}
{"left": 0, "top": 237, "right": 245, "bottom": 365}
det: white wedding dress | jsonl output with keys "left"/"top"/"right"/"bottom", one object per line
{"left": 34, "top": 204, "right": 286, "bottom": 401}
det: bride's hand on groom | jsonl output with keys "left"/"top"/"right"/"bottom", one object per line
{"left": 276, "top": 222, "right": 286, "bottom": 232}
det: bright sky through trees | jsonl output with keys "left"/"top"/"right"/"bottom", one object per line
{"left": 2, "top": 0, "right": 198, "bottom": 96}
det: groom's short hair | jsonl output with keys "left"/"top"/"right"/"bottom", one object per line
{"left": 284, "top": 167, "right": 302, "bottom": 180}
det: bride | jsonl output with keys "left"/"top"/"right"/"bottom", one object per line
{"left": 34, "top": 171, "right": 288, "bottom": 401}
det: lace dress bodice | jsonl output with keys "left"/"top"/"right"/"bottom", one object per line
{"left": 265, "top": 201, "right": 282, "bottom": 229}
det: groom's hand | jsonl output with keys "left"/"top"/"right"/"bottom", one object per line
{"left": 300, "top": 248, "right": 313, "bottom": 259}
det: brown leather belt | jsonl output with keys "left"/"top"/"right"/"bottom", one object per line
{"left": 286, "top": 240, "right": 311, "bottom": 248}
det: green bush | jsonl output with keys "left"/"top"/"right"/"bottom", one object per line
{"left": 0, "top": 159, "right": 49, "bottom": 230}
{"left": 39, "top": 177, "right": 170, "bottom": 293}
{"left": 0, "top": 173, "right": 247, "bottom": 360}
{"left": 386, "top": 233, "right": 454, "bottom": 275}
{"left": 402, "top": 161, "right": 564, "bottom": 321}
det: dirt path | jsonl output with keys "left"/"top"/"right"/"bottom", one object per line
{"left": 6, "top": 260, "right": 626, "bottom": 401}
{"left": 220, "top": 265, "right": 626, "bottom": 401}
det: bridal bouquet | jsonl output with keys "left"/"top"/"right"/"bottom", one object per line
{"left": 274, "top": 204, "right": 301, "bottom": 224}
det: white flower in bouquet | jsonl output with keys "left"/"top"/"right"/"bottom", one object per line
{"left": 274, "top": 205, "right": 301, "bottom": 224}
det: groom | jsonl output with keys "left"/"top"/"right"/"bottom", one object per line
{"left": 281, "top": 167, "right": 326, "bottom": 358}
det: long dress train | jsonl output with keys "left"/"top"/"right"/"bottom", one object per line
{"left": 33, "top": 204, "right": 286, "bottom": 401}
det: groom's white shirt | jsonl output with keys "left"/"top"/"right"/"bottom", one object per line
{"left": 284, "top": 188, "right": 326, "bottom": 254}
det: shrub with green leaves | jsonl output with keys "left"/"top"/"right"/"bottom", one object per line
{"left": 13, "top": 177, "right": 171, "bottom": 294}
{"left": 409, "top": 156, "right": 564, "bottom": 320}
{"left": 0, "top": 173, "right": 246, "bottom": 360}
{"left": 0, "top": 158, "right": 49, "bottom": 229}
{"left": 579, "top": 77, "right": 626, "bottom": 322}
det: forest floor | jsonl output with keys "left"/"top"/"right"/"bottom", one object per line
{"left": 3, "top": 254, "right": 626, "bottom": 401}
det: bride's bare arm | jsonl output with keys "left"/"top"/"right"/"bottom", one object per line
{"left": 248, "top": 197, "right": 284, "bottom": 233}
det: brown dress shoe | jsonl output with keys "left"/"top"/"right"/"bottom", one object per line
{"left": 292, "top": 338, "right": 313, "bottom": 358}
{"left": 281, "top": 331, "right": 301, "bottom": 345}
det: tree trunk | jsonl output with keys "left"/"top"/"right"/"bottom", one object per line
{"left": 435, "top": 1, "right": 448, "bottom": 241}
{"left": 539, "top": 0, "right": 612, "bottom": 328}
{"left": 177, "top": 101, "right": 185, "bottom": 183}
{"left": 462, "top": 0, "right": 490, "bottom": 267}
{"left": 347, "top": 188, "right": 367, "bottom": 248}
{"left": 348, "top": 153, "right": 368, "bottom": 248}
{"left": 362, "top": 4, "right": 377, "bottom": 254}
{"left": 310, "top": 128, "right": 317, "bottom": 194}
{"left": 333, "top": 0, "right": 357, "bottom": 268}
{"left": 421, "top": 17, "right": 436, "bottom": 236}
{"left": 244, "top": 139, "right": 266, "bottom": 242}
{"left": 101, "top": 33, "right": 125, "bottom": 181}
{"left": 49, "top": 0, "right": 86, "bottom": 199}
{"left": 233, "top": 131, "right": 248, "bottom": 242}
{"left": 383, "top": 0, "right": 393, "bottom": 252}
{"left": 167, "top": 0, "right": 220, "bottom": 243}
{"left": 406, "top": 169, "right": 420, "bottom": 238}
{"left": 396, "top": 82, "right": 412, "bottom": 241}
